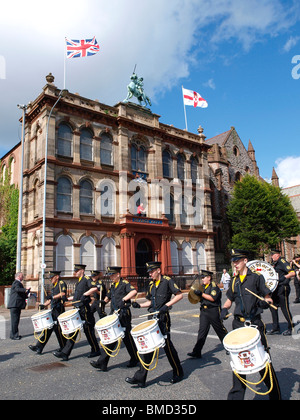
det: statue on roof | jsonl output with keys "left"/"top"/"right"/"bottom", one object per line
{"left": 123, "top": 70, "right": 152, "bottom": 108}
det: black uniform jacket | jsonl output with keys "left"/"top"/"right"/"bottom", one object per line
{"left": 226, "top": 268, "right": 270, "bottom": 320}
{"left": 146, "top": 275, "right": 181, "bottom": 311}
{"left": 50, "top": 280, "right": 67, "bottom": 314}
{"left": 107, "top": 278, "right": 136, "bottom": 312}
{"left": 273, "top": 257, "right": 294, "bottom": 285}
{"left": 73, "top": 275, "right": 95, "bottom": 305}
{"left": 7, "top": 280, "right": 29, "bottom": 309}
{"left": 201, "top": 281, "right": 222, "bottom": 309}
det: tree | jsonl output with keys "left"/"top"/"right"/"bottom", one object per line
{"left": 0, "top": 162, "right": 19, "bottom": 285}
{"left": 227, "top": 175, "right": 300, "bottom": 257}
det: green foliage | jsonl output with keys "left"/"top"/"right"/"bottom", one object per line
{"left": 227, "top": 175, "right": 300, "bottom": 257}
{"left": 0, "top": 164, "right": 19, "bottom": 285}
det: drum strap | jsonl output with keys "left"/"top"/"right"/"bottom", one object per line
{"left": 236, "top": 280, "right": 256, "bottom": 321}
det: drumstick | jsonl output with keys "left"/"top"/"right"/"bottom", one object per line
{"left": 65, "top": 300, "right": 82, "bottom": 306}
{"left": 245, "top": 288, "right": 278, "bottom": 310}
{"left": 139, "top": 311, "right": 160, "bottom": 318}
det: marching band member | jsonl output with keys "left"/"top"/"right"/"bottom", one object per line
{"left": 267, "top": 249, "right": 295, "bottom": 336}
{"left": 187, "top": 270, "right": 228, "bottom": 359}
{"left": 29, "top": 271, "right": 67, "bottom": 354}
{"left": 126, "top": 261, "right": 184, "bottom": 388}
{"left": 53, "top": 264, "right": 101, "bottom": 361}
{"left": 221, "top": 249, "right": 281, "bottom": 400}
{"left": 90, "top": 266, "right": 138, "bottom": 371}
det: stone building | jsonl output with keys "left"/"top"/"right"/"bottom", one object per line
{"left": 1, "top": 74, "right": 216, "bottom": 292}
{"left": 205, "top": 127, "right": 261, "bottom": 269}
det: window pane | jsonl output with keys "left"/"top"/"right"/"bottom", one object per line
{"left": 80, "top": 129, "right": 93, "bottom": 161}
{"left": 163, "top": 150, "right": 172, "bottom": 178}
{"left": 57, "top": 178, "right": 72, "bottom": 212}
{"left": 100, "top": 134, "right": 112, "bottom": 165}
{"left": 80, "top": 180, "right": 93, "bottom": 214}
{"left": 57, "top": 124, "right": 72, "bottom": 157}
{"left": 177, "top": 154, "right": 185, "bottom": 180}
{"left": 131, "top": 145, "right": 137, "bottom": 170}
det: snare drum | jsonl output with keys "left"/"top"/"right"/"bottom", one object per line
{"left": 95, "top": 313, "right": 125, "bottom": 345}
{"left": 31, "top": 309, "right": 54, "bottom": 333}
{"left": 57, "top": 309, "right": 83, "bottom": 335}
{"left": 223, "top": 327, "right": 270, "bottom": 375}
{"left": 131, "top": 319, "right": 165, "bottom": 354}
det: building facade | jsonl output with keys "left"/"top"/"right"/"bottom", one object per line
{"left": 5, "top": 75, "right": 216, "bottom": 291}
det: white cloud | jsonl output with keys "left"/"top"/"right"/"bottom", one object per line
{"left": 283, "top": 36, "right": 300, "bottom": 52}
{"left": 204, "top": 78, "right": 216, "bottom": 90}
{"left": 275, "top": 156, "right": 300, "bottom": 188}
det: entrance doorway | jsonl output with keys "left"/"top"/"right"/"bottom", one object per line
{"left": 135, "top": 239, "right": 153, "bottom": 277}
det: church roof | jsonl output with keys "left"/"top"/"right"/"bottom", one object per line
{"left": 205, "top": 129, "right": 232, "bottom": 146}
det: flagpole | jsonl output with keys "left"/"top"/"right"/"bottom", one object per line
{"left": 182, "top": 86, "right": 188, "bottom": 131}
{"left": 64, "top": 37, "right": 66, "bottom": 89}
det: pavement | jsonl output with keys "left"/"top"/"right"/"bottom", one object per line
{"left": 0, "top": 289, "right": 299, "bottom": 404}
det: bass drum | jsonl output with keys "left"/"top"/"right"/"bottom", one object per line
{"left": 246, "top": 260, "right": 278, "bottom": 293}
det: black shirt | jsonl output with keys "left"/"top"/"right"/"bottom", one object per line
{"left": 107, "top": 278, "right": 136, "bottom": 312}
{"left": 226, "top": 268, "right": 270, "bottom": 319}
{"left": 201, "top": 281, "right": 222, "bottom": 308}
{"left": 50, "top": 280, "right": 67, "bottom": 310}
{"left": 73, "top": 275, "right": 95, "bottom": 302}
{"left": 146, "top": 275, "right": 181, "bottom": 311}
{"left": 273, "top": 257, "right": 294, "bottom": 285}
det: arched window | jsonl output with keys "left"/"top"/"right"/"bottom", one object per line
{"left": 190, "top": 156, "right": 198, "bottom": 184}
{"left": 100, "top": 133, "right": 113, "bottom": 166}
{"left": 131, "top": 144, "right": 146, "bottom": 172}
{"left": 56, "top": 235, "right": 73, "bottom": 275}
{"left": 100, "top": 183, "right": 115, "bottom": 217}
{"left": 180, "top": 195, "right": 188, "bottom": 225}
{"left": 80, "top": 179, "right": 93, "bottom": 214}
{"left": 164, "top": 193, "right": 174, "bottom": 223}
{"left": 177, "top": 153, "right": 185, "bottom": 180}
{"left": 80, "top": 236, "right": 95, "bottom": 270}
{"left": 196, "top": 242, "right": 206, "bottom": 270}
{"left": 162, "top": 150, "right": 172, "bottom": 178}
{"left": 170, "top": 241, "right": 179, "bottom": 274}
{"left": 80, "top": 128, "right": 93, "bottom": 161}
{"left": 57, "top": 123, "right": 73, "bottom": 157}
{"left": 57, "top": 177, "right": 72, "bottom": 212}
{"left": 182, "top": 242, "right": 193, "bottom": 274}
{"left": 101, "top": 237, "right": 116, "bottom": 270}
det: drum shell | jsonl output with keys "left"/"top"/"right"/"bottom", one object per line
{"left": 95, "top": 314, "right": 125, "bottom": 345}
{"left": 57, "top": 309, "right": 83, "bottom": 334}
{"left": 31, "top": 309, "right": 54, "bottom": 332}
{"left": 131, "top": 319, "right": 165, "bottom": 354}
{"left": 223, "top": 327, "right": 270, "bottom": 375}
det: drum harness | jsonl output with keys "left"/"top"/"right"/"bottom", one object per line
{"left": 232, "top": 277, "right": 274, "bottom": 396}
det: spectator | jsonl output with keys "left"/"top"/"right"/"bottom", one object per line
{"left": 7, "top": 272, "right": 30, "bottom": 340}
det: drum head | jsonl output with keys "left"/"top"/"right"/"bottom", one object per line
{"left": 223, "top": 327, "right": 258, "bottom": 347}
{"left": 58, "top": 308, "right": 78, "bottom": 319}
{"left": 247, "top": 260, "right": 278, "bottom": 293}
{"left": 96, "top": 314, "right": 117, "bottom": 327}
{"left": 132, "top": 319, "right": 156, "bottom": 333}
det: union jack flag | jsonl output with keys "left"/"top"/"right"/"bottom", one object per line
{"left": 65, "top": 37, "right": 100, "bottom": 59}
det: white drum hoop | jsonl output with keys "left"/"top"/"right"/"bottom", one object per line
{"left": 247, "top": 260, "right": 278, "bottom": 293}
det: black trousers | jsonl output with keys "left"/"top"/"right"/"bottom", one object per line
{"left": 60, "top": 305, "right": 100, "bottom": 357}
{"left": 192, "top": 306, "right": 228, "bottom": 355}
{"left": 132, "top": 313, "right": 183, "bottom": 384}
{"left": 270, "top": 284, "right": 293, "bottom": 330}
{"left": 10, "top": 307, "right": 22, "bottom": 339}
{"left": 227, "top": 318, "right": 281, "bottom": 400}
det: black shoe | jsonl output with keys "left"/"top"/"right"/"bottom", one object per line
{"left": 282, "top": 329, "right": 292, "bottom": 336}
{"left": 53, "top": 350, "right": 69, "bottom": 361}
{"left": 90, "top": 361, "right": 107, "bottom": 371}
{"left": 88, "top": 350, "right": 101, "bottom": 358}
{"left": 28, "top": 345, "right": 38, "bottom": 352}
{"left": 170, "top": 373, "right": 184, "bottom": 384}
{"left": 11, "top": 336, "right": 21, "bottom": 340}
{"left": 293, "top": 299, "right": 300, "bottom": 303}
{"left": 266, "top": 329, "right": 280, "bottom": 335}
{"left": 125, "top": 377, "right": 146, "bottom": 388}
{"left": 127, "top": 360, "right": 138, "bottom": 368}
{"left": 187, "top": 351, "right": 202, "bottom": 358}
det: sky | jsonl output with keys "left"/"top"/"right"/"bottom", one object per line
{"left": 1, "top": 0, "right": 300, "bottom": 187}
